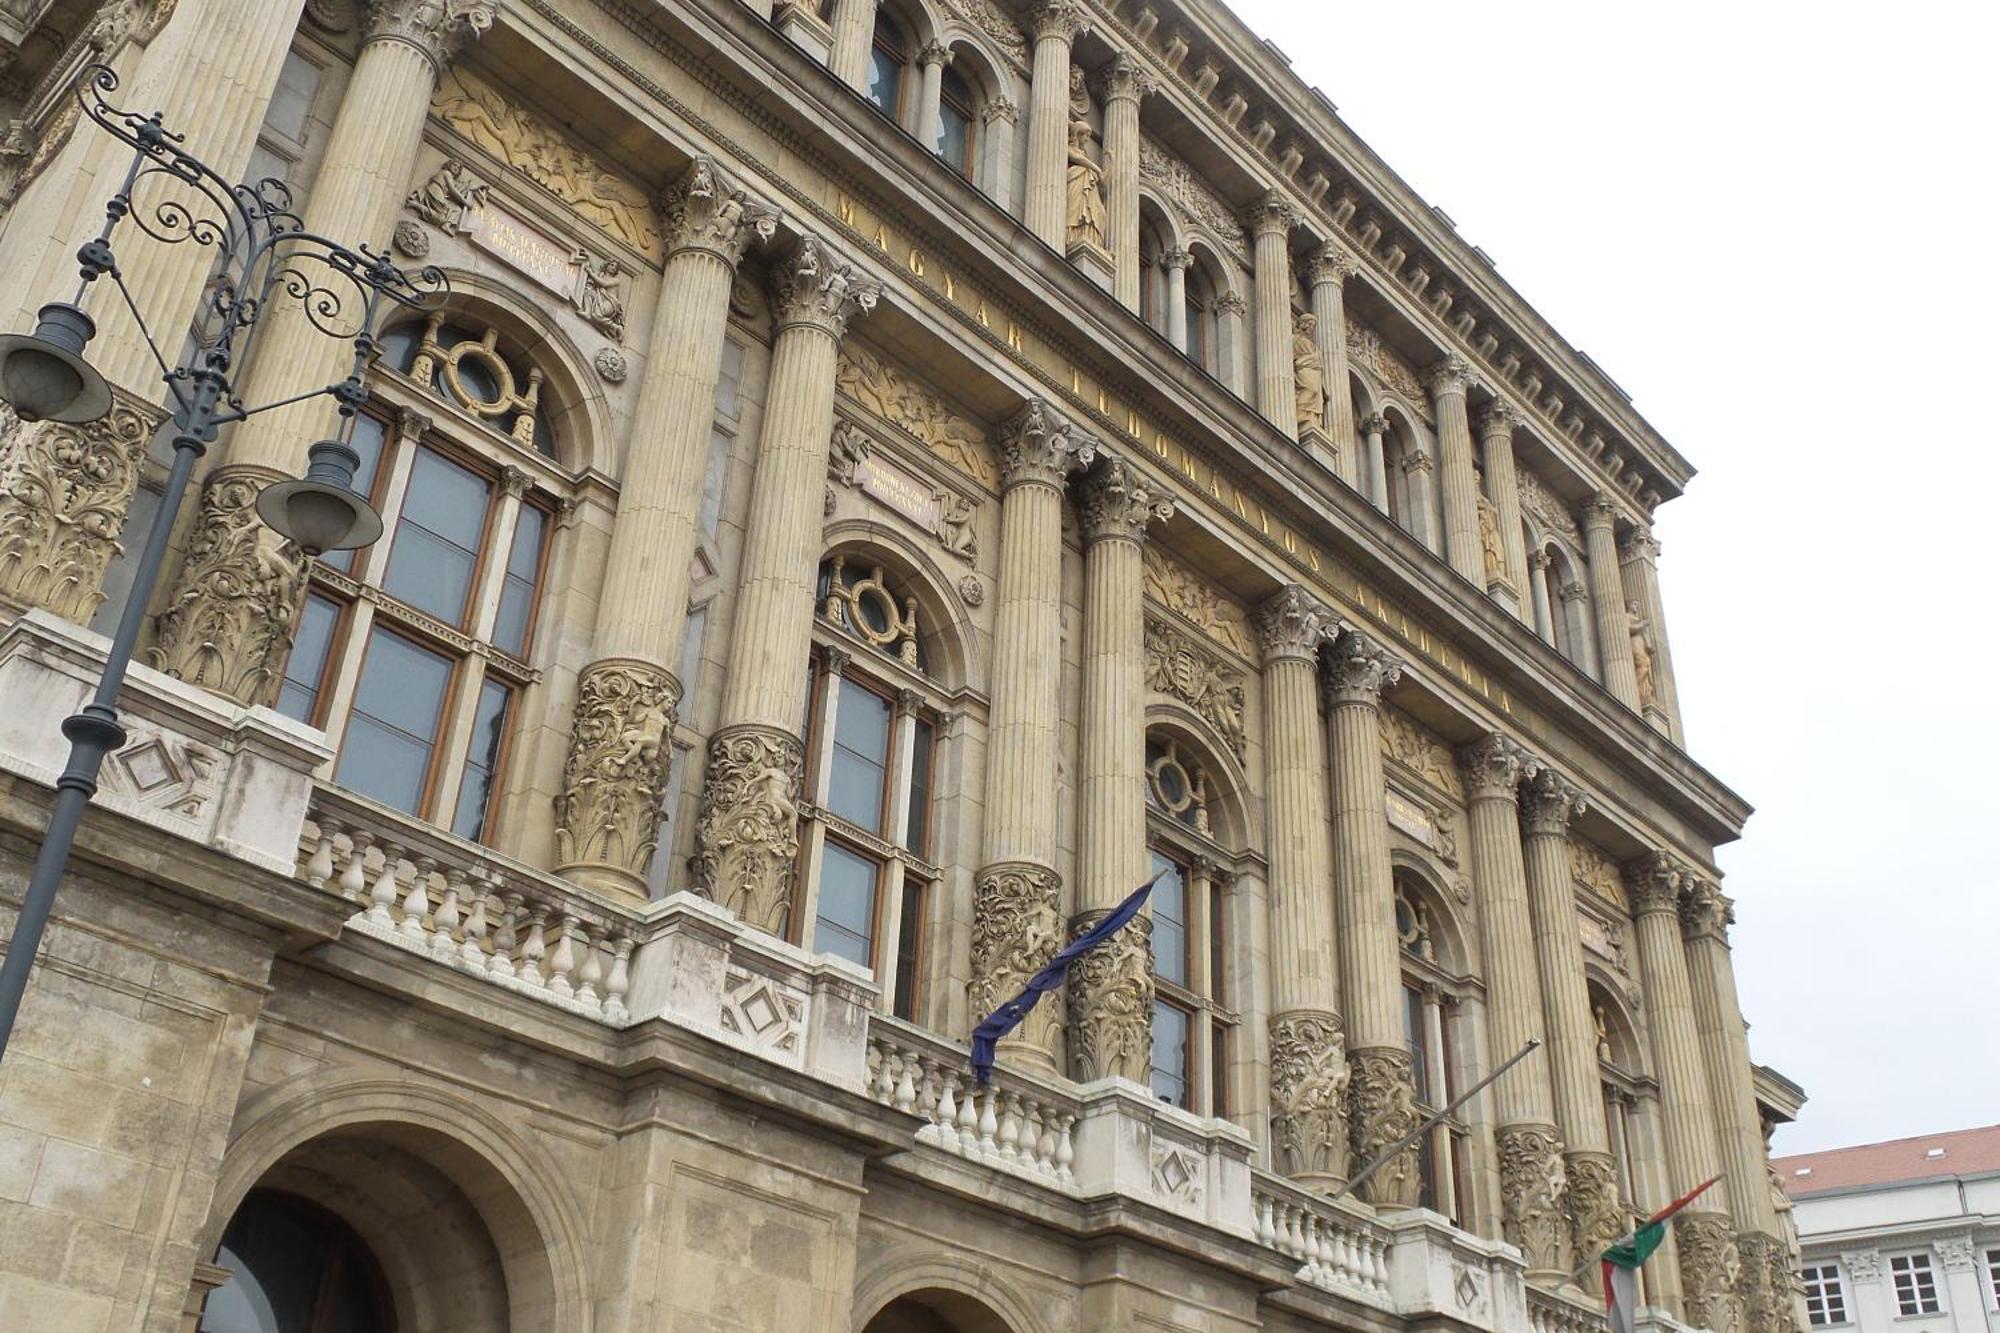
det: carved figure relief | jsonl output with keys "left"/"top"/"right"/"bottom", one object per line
{"left": 1268, "top": 1010, "right": 1349, "bottom": 1179}
{"left": 1497, "top": 1124, "right": 1569, "bottom": 1273}
{"left": 1627, "top": 599, "right": 1659, "bottom": 707}
{"left": 1518, "top": 469, "right": 1581, "bottom": 546}
{"left": 431, "top": 69, "right": 661, "bottom": 260}
{"left": 151, "top": 472, "right": 307, "bottom": 707}
{"left": 1734, "top": 1232, "right": 1789, "bottom": 1333}
{"left": 572, "top": 251, "right": 627, "bottom": 341}
{"left": 939, "top": 0, "right": 1028, "bottom": 66}
{"left": 969, "top": 864, "right": 1064, "bottom": 1054}
{"left": 1065, "top": 118, "right": 1108, "bottom": 253}
{"left": 1676, "top": 1213, "right": 1744, "bottom": 1333}
{"left": 405, "top": 157, "right": 488, "bottom": 235}
{"left": 1138, "top": 139, "right": 1250, "bottom": 264}
{"left": 936, "top": 492, "right": 978, "bottom": 561}
{"left": 828, "top": 420, "right": 871, "bottom": 486}
{"left": 835, "top": 343, "right": 996, "bottom": 486}
{"left": 0, "top": 399, "right": 158, "bottom": 622}
{"left": 1476, "top": 469, "right": 1509, "bottom": 588}
{"left": 1293, "top": 312, "right": 1326, "bottom": 434}
{"left": 1570, "top": 836, "right": 1628, "bottom": 908}
{"left": 1349, "top": 1047, "right": 1422, "bottom": 1207}
{"left": 1067, "top": 912, "right": 1152, "bottom": 1083}
{"left": 1565, "top": 1152, "right": 1626, "bottom": 1269}
{"left": 1141, "top": 545, "right": 1253, "bottom": 658}
{"left": 1344, "top": 316, "right": 1430, "bottom": 417}
{"left": 1143, "top": 616, "right": 1247, "bottom": 759}
{"left": 554, "top": 661, "right": 680, "bottom": 876}
{"left": 1379, "top": 704, "right": 1466, "bottom": 802}
{"left": 691, "top": 727, "right": 804, "bottom": 938}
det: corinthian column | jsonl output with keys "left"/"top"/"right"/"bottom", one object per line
{"left": 691, "top": 237, "right": 880, "bottom": 937}
{"left": 1361, "top": 413, "right": 1390, "bottom": 511}
{"left": 1257, "top": 587, "right": 1347, "bottom": 1184}
{"left": 1068, "top": 455, "right": 1171, "bottom": 1083}
{"left": 151, "top": 0, "right": 496, "bottom": 705}
{"left": 1519, "top": 768, "right": 1623, "bottom": 1268}
{"left": 1630, "top": 854, "right": 1741, "bottom": 1333}
{"left": 1582, "top": 495, "right": 1641, "bottom": 709}
{"left": 1683, "top": 879, "right": 1790, "bottom": 1333}
{"left": 1246, "top": 192, "right": 1299, "bottom": 440}
{"left": 554, "top": 161, "right": 776, "bottom": 895}
{"left": 1098, "top": 53, "right": 1150, "bottom": 311}
{"left": 1620, "top": 528, "right": 1683, "bottom": 741}
{"left": 1458, "top": 735, "right": 1567, "bottom": 1277}
{"left": 970, "top": 400, "right": 1096, "bottom": 1075}
{"left": 1323, "top": 628, "right": 1419, "bottom": 1206}
{"left": 1308, "top": 244, "right": 1360, "bottom": 485}
{"left": 1023, "top": 2, "right": 1089, "bottom": 248}
{"left": 1427, "top": 354, "right": 1483, "bottom": 584}
{"left": 1479, "top": 405, "right": 1532, "bottom": 621}
{"left": 828, "top": 0, "right": 880, "bottom": 91}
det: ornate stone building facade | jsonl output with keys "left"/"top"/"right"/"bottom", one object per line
{"left": 0, "top": 1, "right": 1796, "bottom": 1330}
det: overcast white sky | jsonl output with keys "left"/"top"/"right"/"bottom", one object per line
{"left": 1220, "top": 0, "right": 1999, "bottom": 1153}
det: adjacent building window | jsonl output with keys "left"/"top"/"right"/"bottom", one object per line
{"left": 1801, "top": 1264, "right": 1847, "bottom": 1327}
{"left": 1985, "top": 1249, "right": 2000, "bottom": 1310}
{"left": 1143, "top": 736, "right": 1235, "bottom": 1116}
{"left": 1890, "top": 1252, "right": 1941, "bottom": 1316}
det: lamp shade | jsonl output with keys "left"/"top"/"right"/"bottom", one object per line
{"left": 0, "top": 303, "right": 112, "bottom": 424}
{"left": 255, "top": 439, "right": 384, "bottom": 556}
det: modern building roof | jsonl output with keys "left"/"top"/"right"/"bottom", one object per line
{"left": 1774, "top": 1125, "right": 2000, "bottom": 1197}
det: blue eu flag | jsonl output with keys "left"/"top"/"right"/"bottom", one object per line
{"left": 968, "top": 870, "right": 1162, "bottom": 1085}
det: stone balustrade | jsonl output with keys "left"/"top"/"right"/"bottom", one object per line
{"left": 1253, "top": 1172, "right": 1395, "bottom": 1304}
{"left": 1529, "top": 1286, "right": 1610, "bottom": 1333}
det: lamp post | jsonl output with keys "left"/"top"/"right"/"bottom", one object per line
{"left": 0, "top": 65, "right": 445, "bottom": 1064}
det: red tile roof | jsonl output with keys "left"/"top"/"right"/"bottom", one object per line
{"left": 1773, "top": 1125, "right": 2000, "bottom": 1197}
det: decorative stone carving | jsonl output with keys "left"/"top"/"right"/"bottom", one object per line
{"left": 1676, "top": 1213, "right": 1744, "bottom": 1333}
{"left": 691, "top": 726, "right": 804, "bottom": 937}
{"left": 1349, "top": 1046, "right": 1422, "bottom": 1207}
{"left": 1137, "top": 139, "right": 1249, "bottom": 264}
{"left": 939, "top": 0, "right": 1027, "bottom": 67}
{"left": 1150, "top": 1139, "right": 1206, "bottom": 1207}
{"left": 1518, "top": 468, "right": 1581, "bottom": 545}
{"left": 1064, "top": 118, "right": 1108, "bottom": 253}
{"left": 1680, "top": 875, "right": 1734, "bottom": 941}
{"left": 1310, "top": 242, "right": 1360, "bottom": 287}
{"left": 1254, "top": 584, "right": 1327, "bottom": 664}
{"left": 1244, "top": 190, "right": 1299, "bottom": 239}
{"left": 1627, "top": 851, "right": 1684, "bottom": 916}
{"left": 1627, "top": 599, "right": 1659, "bottom": 707}
{"left": 1027, "top": 0, "right": 1090, "bottom": 43}
{"left": 827, "top": 419, "right": 871, "bottom": 486}
{"left": 571, "top": 251, "right": 627, "bottom": 340}
{"left": 936, "top": 492, "right": 978, "bottom": 561}
{"left": 1077, "top": 455, "right": 1172, "bottom": 544}
{"left": 1423, "top": 353, "right": 1475, "bottom": 397}
{"left": 1066, "top": 911, "right": 1152, "bottom": 1082}
{"left": 1293, "top": 312, "right": 1326, "bottom": 435}
{"left": 1497, "top": 1124, "right": 1569, "bottom": 1273}
{"left": 365, "top": 0, "right": 496, "bottom": 68}
{"left": 837, "top": 343, "right": 996, "bottom": 486}
{"left": 0, "top": 398, "right": 158, "bottom": 622}
{"left": 1520, "top": 765, "right": 1586, "bottom": 837}
{"left": 1935, "top": 1236, "right": 1976, "bottom": 1272}
{"left": 391, "top": 219, "right": 430, "bottom": 258}
{"left": 1379, "top": 704, "right": 1465, "bottom": 801}
{"left": 99, "top": 729, "right": 222, "bottom": 823}
{"left": 1477, "top": 487, "right": 1508, "bottom": 588}
{"left": 718, "top": 966, "right": 805, "bottom": 1057}
{"left": 1458, "top": 731, "right": 1533, "bottom": 800}
{"left": 1142, "top": 545, "right": 1253, "bottom": 658}
{"left": 1144, "top": 615, "right": 1246, "bottom": 759}
{"left": 957, "top": 574, "right": 984, "bottom": 606}
{"left": 661, "top": 156, "right": 779, "bottom": 264}
{"left": 1268, "top": 1009, "right": 1349, "bottom": 1179}
{"left": 969, "top": 863, "right": 1063, "bottom": 1053}
{"left": 1322, "top": 630, "right": 1402, "bottom": 708}
{"left": 1840, "top": 1250, "right": 1881, "bottom": 1282}
{"left": 593, "top": 346, "right": 627, "bottom": 384}
{"left": 774, "top": 236, "right": 880, "bottom": 337}
{"left": 151, "top": 472, "right": 307, "bottom": 707}
{"left": 554, "top": 660, "right": 680, "bottom": 877}
{"left": 1344, "top": 316, "right": 1429, "bottom": 414}
{"left": 432, "top": 69, "right": 661, "bottom": 259}
{"left": 405, "top": 157, "right": 487, "bottom": 235}
{"left": 1735, "top": 1232, "right": 1789, "bottom": 1333}
{"left": 1565, "top": 1151, "right": 1626, "bottom": 1268}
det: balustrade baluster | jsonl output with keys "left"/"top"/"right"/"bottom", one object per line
{"left": 338, "top": 829, "right": 372, "bottom": 901}
{"left": 398, "top": 855, "right": 434, "bottom": 939}
{"left": 489, "top": 892, "right": 522, "bottom": 978}
{"left": 518, "top": 902, "right": 549, "bottom": 987}
{"left": 1053, "top": 1113, "right": 1075, "bottom": 1184}
{"left": 548, "top": 913, "right": 580, "bottom": 998}
{"left": 604, "top": 935, "right": 633, "bottom": 1022}
{"left": 577, "top": 927, "right": 604, "bottom": 1013}
{"left": 303, "top": 816, "right": 338, "bottom": 885}
{"left": 431, "top": 869, "right": 464, "bottom": 957}
{"left": 367, "top": 844, "right": 404, "bottom": 928}
{"left": 932, "top": 1069, "right": 960, "bottom": 1153}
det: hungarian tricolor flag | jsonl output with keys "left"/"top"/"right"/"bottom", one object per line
{"left": 1601, "top": 1176, "right": 1720, "bottom": 1333}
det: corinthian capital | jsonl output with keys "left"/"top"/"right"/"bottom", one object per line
{"left": 1620, "top": 528, "right": 1661, "bottom": 564}
{"left": 1520, "top": 766, "right": 1587, "bottom": 837}
{"left": 1459, "top": 732, "right": 1535, "bottom": 800}
{"left": 1256, "top": 585, "right": 1330, "bottom": 665}
{"left": 1477, "top": 402, "right": 1519, "bottom": 439}
{"left": 364, "top": 0, "right": 496, "bottom": 68}
{"left": 1321, "top": 629, "right": 1402, "bottom": 707}
{"left": 1583, "top": 491, "right": 1621, "bottom": 531}
{"left": 997, "top": 398, "right": 1096, "bottom": 491}
{"left": 1245, "top": 189, "right": 1300, "bottom": 239}
{"left": 1679, "top": 875, "right": 1734, "bottom": 941}
{"left": 660, "top": 157, "right": 778, "bottom": 266}
{"left": 772, "top": 235, "right": 881, "bottom": 338}
{"left": 1077, "top": 454, "right": 1173, "bottom": 544}
{"left": 1028, "top": 0, "right": 1091, "bottom": 42}
{"left": 1626, "top": 851, "right": 1684, "bottom": 916}
{"left": 1096, "top": 51, "right": 1155, "bottom": 103}
{"left": 1423, "top": 353, "right": 1474, "bottom": 398}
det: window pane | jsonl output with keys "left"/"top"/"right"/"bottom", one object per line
{"left": 826, "top": 682, "right": 892, "bottom": 831}
{"left": 698, "top": 428, "right": 731, "bottom": 538}
{"left": 1150, "top": 851, "right": 1187, "bottom": 987}
{"left": 938, "top": 102, "right": 971, "bottom": 170}
{"left": 1208, "top": 879, "right": 1226, "bottom": 1005}
{"left": 492, "top": 503, "right": 546, "bottom": 657}
{"left": 1209, "top": 1022, "right": 1228, "bottom": 1117}
{"left": 277, "top": 593, "right": 341, "bottom": 723}
{"left": 1404, "top": 984, "right": 1434, "bottom": 1105}
{"left": 451, "top": 679, "right": 512, "bottom": 841}
{"left": 815, "top": 842, "right": 879, "bottom": 970}
{"left": 334, "top": 629, "right": 454, "bottom": 814}
{"left": 1150, "top": 1001, "right": 1190, "bottom": 1107}
{"left": 893, "top": 878, "right": 924, "bottom": 1021}
{"left": 383, "top": 448, "right": 490, "bottom": 624}
{"left": 715, "top": 340, "right": 743, "bottom": 418}
{"left": 905, "top": 716, "right": 934, "bottom": 858}
{"left": 262, "top": 51, "right": 321, "bottom": 145}
{"left": 867, "top": 47, "right": 903, "bottom": 116}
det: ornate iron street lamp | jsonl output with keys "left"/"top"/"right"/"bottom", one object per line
{"left": 0, "top": 65, "right": 446, "bottom": 1062}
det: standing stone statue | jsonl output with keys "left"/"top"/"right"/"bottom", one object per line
{"left": 1065, "top": 118, "right": 1107, "bottom": 251}
{"left": 1627, "top": 599, "right": 1657, "bottom": 707}
{"left": 1293, "top": 312, "right": 1326, "bottom": 434}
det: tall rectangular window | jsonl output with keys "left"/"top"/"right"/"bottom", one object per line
{"left": 450, "top": 678, "right": 512, "bottom": 841}
{"left": 334, "top": 629, "right": 455, "bottom": 815}
{"left": 1150, "top": 1001, "right": 1191, "bottom": 1109}
{"left": 1801, "top": 1264, "right": 1847, "bottom": 1327}
{"left": 1987, "top": 1249, "right": 2000, "bottom": 1310}
{"left": 1891, "top": 1253, "right": 1940, "bottom": 1316}
{"left": 383, "top": 447, "right": 492, "bottom": 625}
{"left": 892, "top": 879, "right": 924, "bottom": 1022}
{"left": 814, "top": 841, "right": 881, "bottom": 970}
{"left": 1150, "top": 850, "right": 1188, "bottom": 988}
{"left": 277, "top": 593, "right": 343, "bottom": 724}
{"left": 826, "top": 681, "right": 893, "bottom": 833}
{"left": 490, "top": 503, "right": 546, "bottom": 657}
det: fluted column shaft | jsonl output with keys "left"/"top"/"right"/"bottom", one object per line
{"left": 828, "top": 0, "right": 879, "bottom": 91}
{"left": 1521, "top": 769, "right": 1624, "bottom": 1267}
{"left": 915, "top": 42, "right": 950, "bottom": 145}
{"left": 1362, "top": 413, "right": 1390, "bottom": 512}
{"left": 970, "top": 402, "right": 1094, "bottom": 1073}
{"left": 1101, "top": 55, "right": 1146, "bottom": 311}
{"left": 1309, "top": 246, "right": 1359, "bottom": 485}
{"left": 1248, "top": 194, "right": 1298, "bottom": 440}
{"left": 1428, "top": 356, "right": 1482, "bottom": 583}
{"left": 692, "top": 239, "right": 880, "bottom": 939}
{"left": 554, "top": 162, "right": 775, "bottom": 893}
{"left": 1621, "top": 530, "right": 1684, "bottom": 741}
{"left": 1258, "top": 589, "right": 1348, "bottom": 1183}
{"left": 1461, "top": 735, "right": 1567, "bottom": 1277}
{"left": 1162, "top": 250, "right": 1190, "bottom": 350}
{"left": 1023, "top": 4, "right": 1088, "bottom": 248}
{"left": 1583, "top": 496, "right": 1641, "bottom": 708}
{"left": 1323, "top": 630, "right": 1419, "bottom": 1206}
{"left": 1069, "top": 456, "right": 1170, "bottom": 1083}
{"left": 1480, "top": 406, "right": 1533, "bottom": 620}
{"left": 1631, "top": 856, "right": 1740, "bottom": 1333}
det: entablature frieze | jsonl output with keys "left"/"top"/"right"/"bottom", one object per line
{"left": 488, "top": 0, "right": 1751, "bottom": 848}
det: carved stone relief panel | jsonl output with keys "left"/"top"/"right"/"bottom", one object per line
{"left": 1518, "top": 469, "right": 1581, "bottom": 546}
{"left": 826, "top": 418, "right": 982, "bottom": 564}
{"left": 1379, "top": 704, "right": 1465, "bottom": 803}
{"left": 834, "top": 342, "right": 997, "bottom": 488}
{"left": 1140, "top": 545, "right": 1253, "bottom": 659}
{"left": 938, "top": 0, "right": 1028, "bottom": 68}
{"left": 1570, "top": 836, "right": 1628, "bottom": 909}
{"left": 1143, "top": 614, "right": 1246, "bottom": 759}
{"left": 1138, "top": 138, "right": 1249, "bottom": 266}
{"left": 1345, "top": 317, "right": 1431, "bottom": 419}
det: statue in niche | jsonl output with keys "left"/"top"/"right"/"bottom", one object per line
{"left": 1066, "top": 118, "right": 1107, "bottom": 251}
{"left": 1475, "top": 465, "right": 1507, "bottom": 585}
{"left": 572, "top": 252, "right": 627, "bottom": 341}
{"left": 1627, "top": 599, "right": 1658, "bottom": 706}
{"left": 1292, "top": 312, "right": 1325, "bottom": 434}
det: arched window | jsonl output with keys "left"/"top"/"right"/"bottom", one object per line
{"left": 936, "top": 64, "right": 976, "bottom": 176}
{"left": 868, "top": 12, "right": 909, "bottom": 120}
{"left": 200, "top": 1190, "right": 394, "bottom": 1332}
{"left": 1144, "top": 734, "right": 1235, "bottom": 1116}
{"left": 1184, "top": 261, "right": 1217, "bottom": 370}
{"left": 1592, "top": 983, "right": 1646, "bottom": 1223}
{"left": 276, "top": 314, "right": 564, "bottom": 847}
{"left": 1396, "top": 868, "right": 1472, "bottom": 1227}
{"left": 798, "top": 553, "right": 945, "bottom": 1019}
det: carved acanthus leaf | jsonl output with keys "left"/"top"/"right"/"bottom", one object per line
{"left": 1675, "top": 1213, "right": 1744, "bottom": 1333}
{"left": 773, "top": 235, "right": 880, "bottom": 337}
{"left": 1565, "top": 1151, "right": 1626, "bottom": 1266}
{"left": 1137, "top": 138, "right": 1249, "bottom": 263}
{"left": 1518, "top": 468, "right": 1581, "bottom": 545}
{"left": 0, "top": 398, "right": 159, "bottom": 622}
{"left": 690, "top": 726, "right": 803, "bottom": 937}
{"left": 1268, "top": 1009, "right": 1349, "bottom": 1179}
{"left": 554, "top": 661, "right": 681, "bottom": 876}
{"left": 1254, "top": 584, "right": 1328, "bottom": 664}
{"left": 1066, "top": 911, "right": 1152, "bottom": 1082}
{"left": 1349, "top": 1047, "right": 1422, "bottom": 1207}
{"left": 1077, "top": 455, "right": 1172, "bottom": 544}
{"left": 660, "top": 156, "right": 778, "bottom": 264}
{"left": 969, "top": 863, "right": 1063, "bottom": 1053}
{"left": 1498, "top": 1124, "right": 1569, "bottom": 1273}
{"left": 1322, "top": 630, "right": 1402, "bottom": 707}
{"left": 366, "top": 0, "right": 496, "bottom": 66}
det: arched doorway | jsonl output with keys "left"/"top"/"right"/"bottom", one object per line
{"left": 199, "top": 1189, "right": 393, "bottom": 1332}
{"left": 863, "top": 1288, "right": 1016, "bottom": 1333}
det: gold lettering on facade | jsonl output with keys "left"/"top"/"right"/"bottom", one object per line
{"left": 1007, "top": 322, "right": 1023, "bottom": 351}
{"left": 908, "top": 248, "right": 925, "bottom": 276}
{"left": 840, "top": 195, "right": 856, "bottom": 225}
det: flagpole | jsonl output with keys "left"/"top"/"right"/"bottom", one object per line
{"left": 1332, "top": 1038, "right": 1541, "bottom": 1203}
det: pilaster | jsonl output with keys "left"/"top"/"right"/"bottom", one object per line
{"left": 1480, "top": 405, "right": 1533, "bottom": 622}
{"left": 1023, "top": 2, "right": 1090, "bottom": 247}
{"left": 1427, "top": 355, "right": 1483, "bottom": 584}
{"left": 1247, "top": 192, "right": 1300, "bottom": 440}
{"left": 1309, "top": 243, "right": 1360, "bottom": 485}
{"left": 1583, "top": 494, "right": 1641, "bottom": 709}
